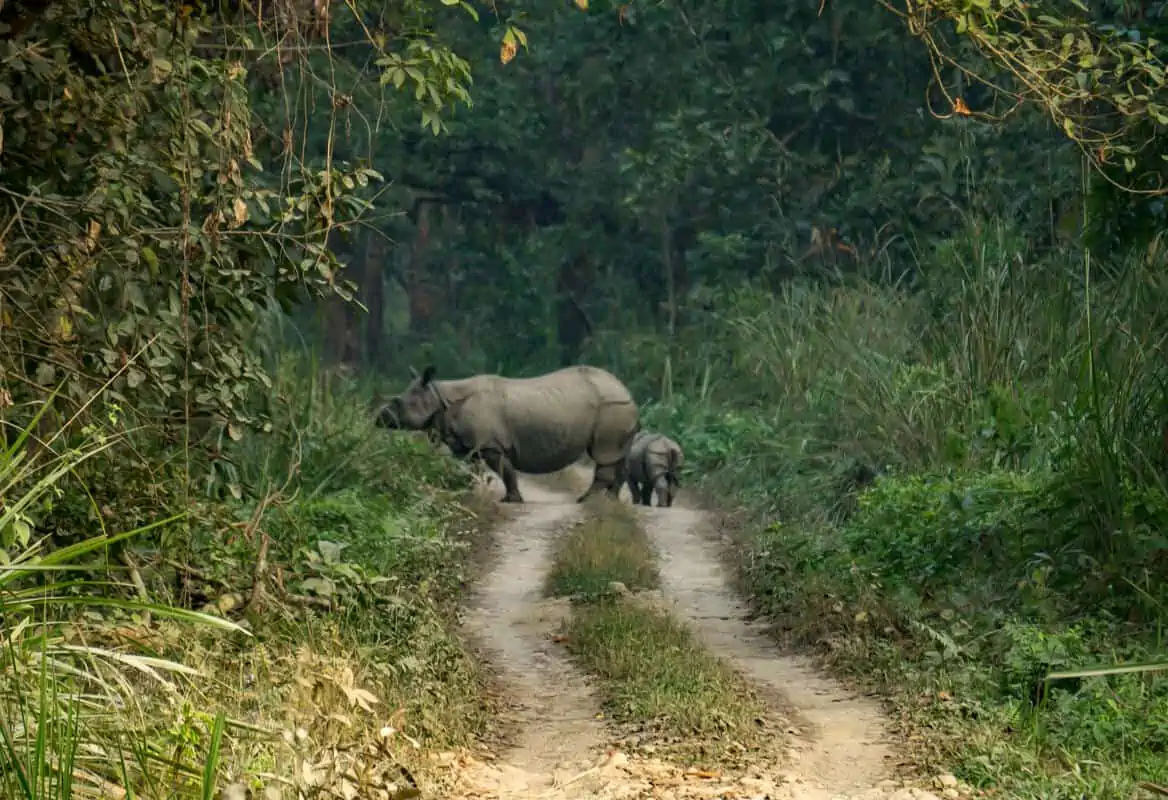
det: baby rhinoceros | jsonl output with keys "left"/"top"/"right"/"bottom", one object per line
{"left": 625, "top": 430, "right": 685, "bottom": 507}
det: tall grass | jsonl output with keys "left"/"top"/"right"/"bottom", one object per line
{"left": 0, "top": 348, "right": 493, "bottom": 799}
{"left": 629, "top": 219, "right": 1168, "bottom": 577}
{"left": 612, "top": 218, "right": 1168, "bottom": 797}
{"left": 0, "top": 394, "right": 247, "bottom": 799}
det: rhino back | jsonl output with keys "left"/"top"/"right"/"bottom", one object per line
{"left": 499, "top": 375, "right": 608, "bottom": 472}
{"left": 643, "top": 435, "right": 682, "bottom": 478}
{"left": 440, "top": 368, "right": 633, "bottom": 474}
{"left": 627, "top": 431, "right": 663, "bottom": 482}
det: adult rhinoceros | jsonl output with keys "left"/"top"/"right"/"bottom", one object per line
{"left": 375, "top": 365, "right": 640, "bottom": 504}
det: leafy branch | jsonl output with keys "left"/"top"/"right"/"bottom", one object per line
{"left": 886, "top": 0, "right": 1168, "bottom": 193}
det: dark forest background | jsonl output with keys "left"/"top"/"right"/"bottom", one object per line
{"left": 0, "top": 0, "right": 1166, "bottom": 797}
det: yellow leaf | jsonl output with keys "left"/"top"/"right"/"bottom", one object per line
{"left": 346, "top": 687, "right": 380, "bottom": 712}
{"left": 500, "top": 38, "right": 517, "bottom": 65}
{"left": 56, "top": 313, "right": 73, "bottom": 341}
{"left": 232, "top": 197, "right": 249, "bottom": 228}
{"left": 85, "top": 219, "right": 101, "bottom": 253}
{"left": 574, "top": 0, "right": 588, "bottom": 8}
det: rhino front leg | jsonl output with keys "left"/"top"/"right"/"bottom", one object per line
{"left": 480, "top": 448, "right": 524, "bottom": 503}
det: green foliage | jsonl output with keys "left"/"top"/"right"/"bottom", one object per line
{"left": 192, "top": 353, "right": 489, "bottom": 749}
{"left": 0, "top": 409, "right": 246, "bottom": 799}
{"left": 845, "top": 471, "right": 1048, "bottom": 591}
{"left": 621, "top": 218, "right": 1168, "bottom": 796}
{"left": 313, "top": 0, "right": 1079, "bottom": 375}
{"left": 0, "top": 1, "right": 372, "bottom": 438}
{"left": 0, "top": 350, "right": 489, "bottom": 797}
{"left": 893, "top": 0, "right": 1168, "bottom": 188}
{"left": 5, "top": 0, "right": 1168, "bottom": 791}
{"left": 219, "top": 352, "right": 469, "bottom": 501}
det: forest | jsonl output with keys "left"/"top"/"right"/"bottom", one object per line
{"left": 0, "top": 0, "right": 1166, "bottom": 797}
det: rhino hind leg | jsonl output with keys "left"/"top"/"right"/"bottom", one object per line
{"left": 481, "top": 448, "right": 524, "bottom": 503}
{"left": 654, "top": 476, "right": 673, "bottom": 507}
{"left": 625, "top": 474, "right": 639, "bottom": 505}
{"left": 577, "top": 458, "right": 621, "bottom": 503}
{"left": 608, "top": 456, "right": 628, "bottom": 499}
{"left": 639, "top": 483, "right": 654, "bottom": 506}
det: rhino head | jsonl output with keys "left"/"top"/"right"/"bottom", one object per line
{"left": 375, "top": 365, "right": 443, "bottom": 430}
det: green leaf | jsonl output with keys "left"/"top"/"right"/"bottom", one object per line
{"left": 11, "top": 517, "right": 31, "bottom": 547}
{"left": 300, "top": 577, "right": 336, "bottom": 596}
{"left": 318, "top": 540, "right": 347, "bottom": 563}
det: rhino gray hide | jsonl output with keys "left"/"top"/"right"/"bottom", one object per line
{"left": 625, "top": 430, "right": 684, "bottom": 507}
{"left": 375, "top": 365, "right": 640, "bottom": 504}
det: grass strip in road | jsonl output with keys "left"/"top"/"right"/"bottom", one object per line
{"left": 544, "top": 497, "right": 660, "bottom": 598}
{"left": 546, "top": 499, "right": 769, "bottom": 767}
{"left": 563, "top": 598, "right": 769, "bottom": 766}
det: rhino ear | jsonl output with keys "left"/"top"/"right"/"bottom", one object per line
{"left": 421, "top": 365, "right": 437, "bottom": 386}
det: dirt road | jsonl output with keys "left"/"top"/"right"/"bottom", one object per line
{"left": 444, "top": 466, "right": 943, "bottom": 800}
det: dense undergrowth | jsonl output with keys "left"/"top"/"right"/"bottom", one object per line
{"left": 608, "top": 221, "right": 1168, "bottom": 798}
{"left": 0, "top": 355, "right": 490, "bottom": 798}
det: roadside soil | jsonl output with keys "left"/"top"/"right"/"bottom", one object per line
{"left": 437, "top": 464, "right": 951, "bottom": 800}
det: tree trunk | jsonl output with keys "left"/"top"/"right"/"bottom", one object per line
{"left": 405, "top": 200, "right": 440, "bottom": 334}
{"left": 323, "top": 296, "right": 359, "bottom": 365}
{"left": 323, "top": 228, "right": 360, "bottom": 365}
{"left": 362, "top": 230, "right": 386, "bottom": 366}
